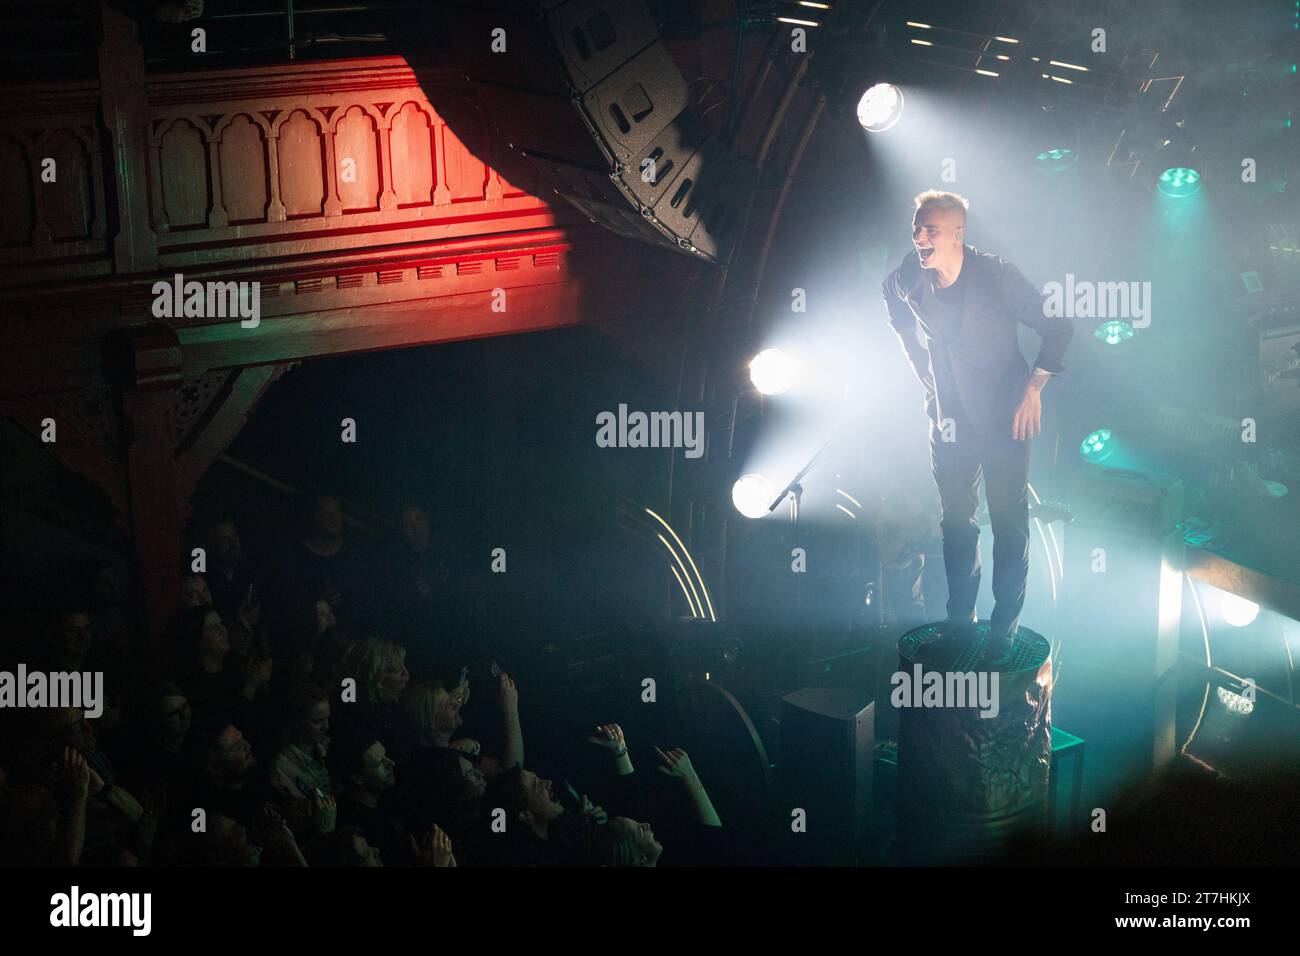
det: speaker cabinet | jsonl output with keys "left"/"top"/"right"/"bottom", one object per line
{"left": 778, "top": 688, "right": 874, "bottom": 861}
{"left": 1057, "top": 477, "right": 1184, "bottom": 789}
{"left": 452, "top": 0, "right": 754, "bottom": 265}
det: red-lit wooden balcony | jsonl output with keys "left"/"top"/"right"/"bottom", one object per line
{"left": 0, "top": 25, "right": 696, "bottom": 399}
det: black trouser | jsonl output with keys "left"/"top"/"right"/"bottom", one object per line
{"left": 929, "top": 417, "right": 1031, "bottom": 635}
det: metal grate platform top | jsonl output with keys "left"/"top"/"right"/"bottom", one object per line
{"left": 898, "top": 622, "right": 1051, "bottom": 674}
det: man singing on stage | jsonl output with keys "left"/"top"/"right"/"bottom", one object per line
{"left": 881, "top": 190, "right": 1073, "bottom": 663}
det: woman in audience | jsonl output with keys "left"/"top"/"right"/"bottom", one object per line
{"left": 268, "top": 682, "right": 334, "bottom": 802}
{"left": 169, "top": 605, "right": 271, "bottom": 727}
{"left": 333, "top": 638, "right": 409, "bottom": 741}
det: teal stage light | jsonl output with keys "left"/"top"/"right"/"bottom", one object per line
{"left": 1033, "top": 147, "right": 1076, "bottom": 174}
{"left": 1094, "top": 319, "right": 1135, "bottom": 346}
{"left": 1157, "top": 166, "right": 1202, "bottom": 198}
{"left": 1080, "top": 428, "right": 1114, "bottom": 464}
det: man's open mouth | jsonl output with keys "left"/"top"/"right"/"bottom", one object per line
{"left": 918, "top": 248, "right": 934, "bottom": 261}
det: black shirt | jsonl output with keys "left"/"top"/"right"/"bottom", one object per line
{"left": 882, "top": 245, "right": 1074, "bottom": 440}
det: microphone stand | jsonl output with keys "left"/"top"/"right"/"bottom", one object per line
{"left": 768, "top": 436, "right": 835, "bottom": 528}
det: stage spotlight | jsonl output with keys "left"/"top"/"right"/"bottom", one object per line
{"left": 1156, "top": 165, "right": 1202, "bottom": 198}
{"left": 1216, "top": 686, "right": 1255, "bottom": 715}
{"left": 732, "top": 474, "right": 775, "bottom": 519}
{"left": 1080, "top": 428, "right": 1115, "bottom": 464}
{"left": 1221, "top": 592, "right": 1260, "bottom": 627}
{"left": 1033, "top": 147, "right": 1076, "bottom": 174}
{"left": 1093, "top": 319, "right": 1135, "bottom": 346}
{"left": 856, "top": 83, "right": 904, "bottom": 132}
{"left": 749, "top": 348, "right": 795, "bottom": 395}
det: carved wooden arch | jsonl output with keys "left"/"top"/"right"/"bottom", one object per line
{"left": 0, "top": 131, "right": 39, "bottom": 245}
{"left": 31, "top": 125, "right": 101, "bottom": 241}
{"left": 206, "top": 112, "right": 275, "bottom": 226}
{"left": 437, "top": 92, "right": 496, "bottom": 203}
{"left": 267, "top": 105, "right": 331, "bottom": 138}
{"left": 386, "top": 100, "right": 440, "bottom": 206}
{"left": 386, "top": 99, "right": 438, "bottom": 129}
{"left": 331, "top": 103, "right": 388, "bottom": 212}
{"left": 32, "top": 123, "right": 98, "bottom": 154}
{"left": 212, "top": 109, "right": 276, "bottom": 143}
{"left": 150, "top": 114, "right": 213, "bottom": 149}
{"left": 329, "top": 100, "right": 388, "bottom": 131}
{"left": 149, "top": 117, "right": 211, "bottom": 233}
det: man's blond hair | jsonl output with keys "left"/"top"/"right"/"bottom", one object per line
{"left": 913, "top": 189, "right": 970, "bottom": 222}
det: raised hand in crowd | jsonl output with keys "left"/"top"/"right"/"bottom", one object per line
{"left": 309, "top": 790, "right": 337, "bottom": 836}
{"left": 410, "top": 824, "right": 457, "bottom": 867}
{"left": 588, "top": 722, "right": 633, "bottom": 775}
{"left": 53, "top": 748, "right": 91, "bottom": 866}
{"left": 655, "top": 746, "right": 720, "bottom": 828}
{"left": 257, "top": 803, "right": 309, "bottom": 867}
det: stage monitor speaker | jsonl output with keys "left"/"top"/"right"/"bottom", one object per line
{"left": 1061, "top": 503, "right": 1183, "bottom": 678}
{"left": 778, "top": 688, "right": 874, "bottom": 860}
{"left": 450, "top": 0, "right": 755, "bottom": 265}
{"left": 1058, "top": 480, "right": 1184, "bottom": 781}
{"left": 1067, "top": 466, "right": 1184, "bottom": 539}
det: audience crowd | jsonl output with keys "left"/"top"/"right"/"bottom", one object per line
{"left": 0, "top": 494, "right": 726, "bottom": 867}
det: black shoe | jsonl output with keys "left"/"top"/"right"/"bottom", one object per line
{"left": 941, "top": 615, "right": 978, "bottom": 643}
{"left": 982, "top": 630, "right": 1015, "bottom": 667}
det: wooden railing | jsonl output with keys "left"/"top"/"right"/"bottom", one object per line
{"left": 144, "top": 57, "right": 548, "bottom": 268}
{"left": 0, "top": 53, "right": 561, "bottom": 288}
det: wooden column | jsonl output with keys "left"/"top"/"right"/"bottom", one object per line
{"left": 111, "top": 326, "right": 186, "bottom": 668}
{"left": 121, "top": 386, "right": 182, "bottom": 669}
{"left": 97, "top": 0, "right": 159, "bottom": 272}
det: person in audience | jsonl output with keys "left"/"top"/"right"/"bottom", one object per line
{"left": 0, "top": 498, "right": 783, "bottom": 868}
{"left": 268, "top": 682, "right": 333, "bottom": 802}
{"left": 86, "top": 561, "right": 133, "bottom": 668}
{"left": 394, "top": 740, "right": 487, "bottom": 842}
{"left": 313, "top": 825, "right": 383, "bottom": 867}
{"left": 584, "top": 725, "right": 727, "bottom": 867}
{"left": 44, "top": 606, "right": 94, "bottom": 672}
{"left": 195, "top": 812, "right": 262, "bottom": 867}
{"left": 194, "top": 806, "right": 307, "bottom": 867}
{"left": 394, "top": 670, "right": 520, "bottom": 779}
{"left": 180, "top": 574, "right": 213, "bottom": 609}
{"left": 0, "top": 749, "right": 91, "bottom": 866}
{"left": 169, "top": 605, "right": 272, "bottom": 734}
{"left": 35, "top": 605, "right": 128, "bottom": 742}
{"left": 312, "top": 821, "right": 456, "bottom": 867}
{"left": 310, "top": 627, "right": 354, "bottom": 695}
{"left": 281, "top": 493, "right": 373, "bottom": 627}
{"left": 333, "top": 639, "right": 408, "bottom": 742}
{"left": 588, "top": 816, "right": 664, "bottom": 868}
{"left": 29, "top": 706, "right": 153, "bottom": 865}
{"left": 190, "top": 718, "right": 262, "bottom": 827}
{"left": 203, "top": 518, "right": 265, "bottom": 658}
{"left": 478, "top": 765, "right": 605, "bottom": 866}
{"left": 386, "top": 503, "right": 456, "bottom": 667}
{"left": 269, "top": 590, "right": 335, "bottom": 693}
{"left": 121, "top": 680, "right": 193, "bottom": 807}
{"left": 333, "top": 732, "right": 410, "bottom": 865}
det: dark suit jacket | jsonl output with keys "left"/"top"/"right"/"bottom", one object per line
{"left": 881, "top": 245, "right": 1073, "bottom": 438}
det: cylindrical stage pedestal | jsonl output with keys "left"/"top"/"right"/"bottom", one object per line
{"left": 896, "top": 622, "right": 1053, "bottom": 865}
